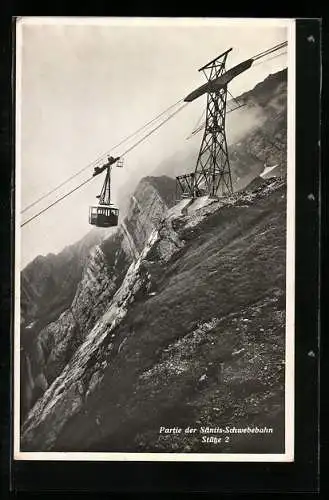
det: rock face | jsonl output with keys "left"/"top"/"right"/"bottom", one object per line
{"left": 229, "top": 69, "right": 287, "bottom": 191}
{"left": 20, "top": 175, "right": 177, "bottom": 422}
{"left": 20, "top": 229, "right": 109, "bottom": 421}
{"left": 21, "top": 177, "right": 287, "bottom": 454}
{"left": 21, "top": 229, "right": 106, "bottom": 327}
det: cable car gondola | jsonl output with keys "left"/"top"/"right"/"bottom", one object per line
{"left": 89, "top": 205, "right": 119, "bottom": 228}
{"left": 89, "top": 156, "right": 122, "bottom": 228}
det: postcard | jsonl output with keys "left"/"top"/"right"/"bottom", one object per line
{"left": 14, "top": 16, "right": 295, "bottom": 462}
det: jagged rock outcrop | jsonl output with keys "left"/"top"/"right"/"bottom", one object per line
{"left": 20, "top": 229, "right": 111, "bottom": 420}
{"left": 229, "top": 69, "right": 287, "bottom": 190}
{"left": 20, "top": 175, "right": 177, "bottom": 421}
{"left": 21, "top": 177, "right": 286, "bottom": 454}
{"left": 21, "top": 229, "right": 107, "bottom": 327}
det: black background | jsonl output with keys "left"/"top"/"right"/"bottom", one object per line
{"left": 0, "top": 15, "right": 323, "bottom": 495}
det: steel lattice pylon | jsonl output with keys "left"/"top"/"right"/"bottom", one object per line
{"left": 177, "top": 49, "right": 233, "bottom": 199}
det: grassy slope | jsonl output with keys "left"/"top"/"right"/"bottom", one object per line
{"left": 52, "top": 182, "right": 287, "bottom": 454}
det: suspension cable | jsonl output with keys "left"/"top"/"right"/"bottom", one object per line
{"left": 253, "top": 50, "right": 287, "bottom": 67}
{"left": 252, "top": 41, "right": 287, "bottom": 62}
{"left": 21, "top": 176, "right": 94, "bottom": 227}
{"left": 20, "top": 41, "right": 289, "bottom": 226}
{"left": 191, "top": 109, "right": 206, "bottom": 132}
{"left": 120, "top": 102, "right": 188, "bottom": 157}
{"left": 21, "top": 102, "right": 189, "bottom": 227}
{"left": 21, "top": 98, "right": 184, "bottom": 214}
{"left": 227, "top": 89, "right": 242, "bottom": 108}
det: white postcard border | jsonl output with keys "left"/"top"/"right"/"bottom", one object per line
{"left": 14, "top": 16, "right": 296, "bottom": 462}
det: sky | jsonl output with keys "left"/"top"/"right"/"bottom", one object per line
{"left": 17, "top": 17, "right": 292, "bottom": 268}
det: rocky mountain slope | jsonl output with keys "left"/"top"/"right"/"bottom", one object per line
{"left": 21, "top": 176, "right": 287, "bottom": 454}
{"left": 20, "top": 175, "right": 176, "bottom": 422}
{"left": 21, "top": 229, "right": 106, "bottom": 328}
{"left": 229, "top": 68, "right": 287, "bottom": 191}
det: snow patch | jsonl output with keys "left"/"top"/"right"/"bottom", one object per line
{"left": 167, "top": 198, "right": 193, "bottom": 219}
{"left": 260, "top": 164, "right": 279, "bottom": 179}
{"left": 185, "top": 196, "right": 216, "bottom": 214}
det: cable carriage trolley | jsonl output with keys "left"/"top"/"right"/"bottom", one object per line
{"left": 89, "top": 156, "right": 123, "bottom": 228}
